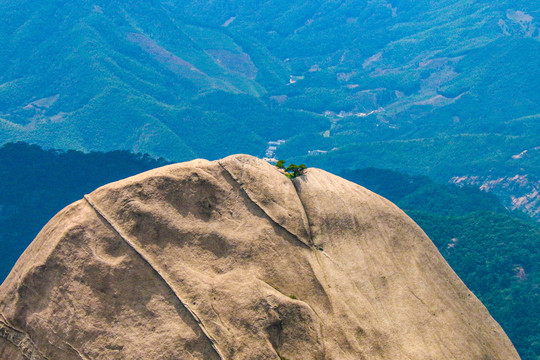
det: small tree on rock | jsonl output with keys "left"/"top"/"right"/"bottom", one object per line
{"left": 275, "top": 160, "right": 307, "bottom": 179}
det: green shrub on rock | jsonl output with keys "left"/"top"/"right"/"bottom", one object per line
{"left": 275, "top": 160, "right": 306, "bottom": 179}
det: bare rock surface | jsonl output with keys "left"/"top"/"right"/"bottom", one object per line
{"left": 0, "top": 155, "right": 520, "bottom": 359}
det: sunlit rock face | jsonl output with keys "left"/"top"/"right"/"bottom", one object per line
{"left": 0, "top": 155, "right": 520, "bottom": 359}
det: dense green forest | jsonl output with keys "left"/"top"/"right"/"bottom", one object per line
{"left": 0, "top": 143, "right": 538, "bottom": 359}
{"left": 342, "top": 168, "right": 540, "bottom": 360}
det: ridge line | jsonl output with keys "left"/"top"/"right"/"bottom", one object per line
{"left": 217, "top": 161, "right": 312, "bottom": 249}
{"left": 83, "top": 195, "right": 225, "bottom": 360}
{"left": 290, "top": 176, "right": 314, "bottom": 244}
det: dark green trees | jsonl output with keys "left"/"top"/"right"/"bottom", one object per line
{"left": 276, "top": 160, "right": 306, "bottom": 178}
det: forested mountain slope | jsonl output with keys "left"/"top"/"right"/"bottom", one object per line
{"left": 0, "top": 0, "right": 538, "bottom": 162}
{"left": 1, "top": 0, "right": 538, "bottom": 217}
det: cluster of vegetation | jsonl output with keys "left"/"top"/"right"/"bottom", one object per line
{"left": 342, "top": 167, "right": 540, "bottom": 360}
{"left": 276, "top": 160, "right": 306, "bottom": 178}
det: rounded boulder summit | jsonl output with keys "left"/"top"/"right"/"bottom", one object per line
{"left": 0, "top": 154, "right": 521, "bottom": 360}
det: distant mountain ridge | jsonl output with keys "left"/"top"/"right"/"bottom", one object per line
{"left": 452, "top": 173, "right": 540, "bottom": 221}
{"left": 0, "top": 0, "right": 538, "bottom": 165}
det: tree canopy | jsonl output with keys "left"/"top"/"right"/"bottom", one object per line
{"left": 276, "top": 160, "right": 306, "bottom": 178}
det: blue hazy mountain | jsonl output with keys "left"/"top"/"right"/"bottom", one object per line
{"left": 0, "top": 0, "right": 538, "bottom": 164}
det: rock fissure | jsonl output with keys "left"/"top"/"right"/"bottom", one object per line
{"left": 0, "top": 313, "right": 10, "bottom": 327}
{"left": 82, "top": 195, "right": 225, "bottom": 360}
{"left": 218, "top": 161, "right": 312, "bottom": 249}
{"left": 0, "top": 319, "right": 48, "bottom": 360}
{"left": 291, "top": 177, "right": 315, "bottom": 246}
{"left": 63, "top": 342, "right": 91, "bottom": 360}
{"left": 31, "top": 313, "right": 90, "bottom": 360}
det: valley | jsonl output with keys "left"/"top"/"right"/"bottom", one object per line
{"left": 1, "top": 0, "right": 538, "bottom": 214}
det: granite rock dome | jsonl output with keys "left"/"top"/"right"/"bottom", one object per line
{"left": 0, "top": 155, "right": 520, "bottom": 359}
